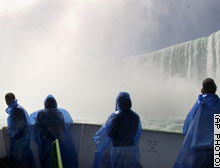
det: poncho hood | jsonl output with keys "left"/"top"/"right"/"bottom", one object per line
{"left": 6, "top": 99, "right": 18, "bottom": 115}
{"left": 44, "top": 95, "right": 57, "bottom": 109}
{"left": 198, "top": 94, "right": 220, "bottom": 110}
{"left": 116, "top": 92, "right": 132, "bottom": 111}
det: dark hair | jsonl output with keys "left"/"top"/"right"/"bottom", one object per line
{"left": 5, "top": 93, "right": 15, "bottom": 100}
{"left": 202, "top": 78, "right": 217, "bottom": 94}
{"left": 5, "top": 93, "right": 16, "bottom": 105}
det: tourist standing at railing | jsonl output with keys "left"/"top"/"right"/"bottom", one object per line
{"left": 5, "top": 93, "right": 35, "bottom": 168}
{"left": 174, "top": 78, "right": 220, "bottom": 168}
{"left": 93, "top": 92, "right": 142, "bottom": 168}
{"left": 30, "top": 95, "right": 78, "bottom": 168}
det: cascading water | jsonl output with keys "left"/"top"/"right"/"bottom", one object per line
{"left": 139, "top": 30, "right": 220, "bottom": 81}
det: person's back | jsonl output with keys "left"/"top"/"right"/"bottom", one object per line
{"left": 93, "top": 92, "right": 142, "bottom": 168}
{"left": 33, "top": 95, "right": 78, "bottom": 168}
{"left": 36, "top": 109, "right": 65, "bottom": 140}
{"left": 108, "top": 110, "right": 139, "bottom": 147}
{"left": 174, "top": 78, "right": 220, "bottom": 168}
{"left": 5, "top": 93, "right": 35, "bottom": 168}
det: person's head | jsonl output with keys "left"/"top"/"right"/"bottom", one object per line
{"left": 5, "top": 93, "right": 16, "bottom": 106}
{"left": 44, "top": 95, "right": 57, "bottom": 109}
{"left": 201, "top": 78, "right": 217, "bottom": 94}
{"left": 116, "top": 92, "right": 132, "bottom": 111}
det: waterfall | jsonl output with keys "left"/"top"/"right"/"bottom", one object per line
{"left": 138, "top": 29, "right": 220, "bottom": 82}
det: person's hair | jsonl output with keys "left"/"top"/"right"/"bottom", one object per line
{"left": 5, "top": 93, "right": 16, "bottom": 105}
{"left": 202, "top": 78, "right": 217, "bottom": 94}
{"left": 5, "top": 93, "right": 15, "bottom": 101}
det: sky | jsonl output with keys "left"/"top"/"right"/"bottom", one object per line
{"left": 0, "top": 0, "right": 220, "bottom": 126}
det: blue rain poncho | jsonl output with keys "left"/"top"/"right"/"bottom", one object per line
{"left": 93, "top": 92, "right": 142, "bottom": 168}
{"left": 30, "top": 95, "right": 78, "bottom": 168}
{"left": 6, "top": 99, "right": 35, "bottom": 168}
{"left": 174, "top": 94, "right": 220, "bottom": 168}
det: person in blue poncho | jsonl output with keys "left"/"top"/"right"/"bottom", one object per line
{"left": 31, "top": 95, "right": 78, "bottom": 168}
{"left": 174, "top": 78, "right": 220, "bottom": 168}
{"left": 93, "top": 92, "right": 142, "bottom": 168}
{"left": 5, "top": 93, "right": 35, "bottom": 168}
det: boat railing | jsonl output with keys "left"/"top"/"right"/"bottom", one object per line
{"left": 0, "top": 123, "right": 184, "bottom": 168}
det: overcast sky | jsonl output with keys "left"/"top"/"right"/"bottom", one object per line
{"left": 0, "top": 0, "right": 220, "bottom": 123}
{"left": 1, "top": 0, "right": 220, "bottom": 57}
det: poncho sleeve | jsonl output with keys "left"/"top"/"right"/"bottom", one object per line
{"left": 182, "top": 101, "right": 198, "bottom": 136}
{"left": 93, "top": 112, "right": 117, "bottom": 168}
{"left": 135, "top": 118, "right": 142, "bottom": 143}
{"left": 7, "top": 107, "right": 29, "bottom": 138}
